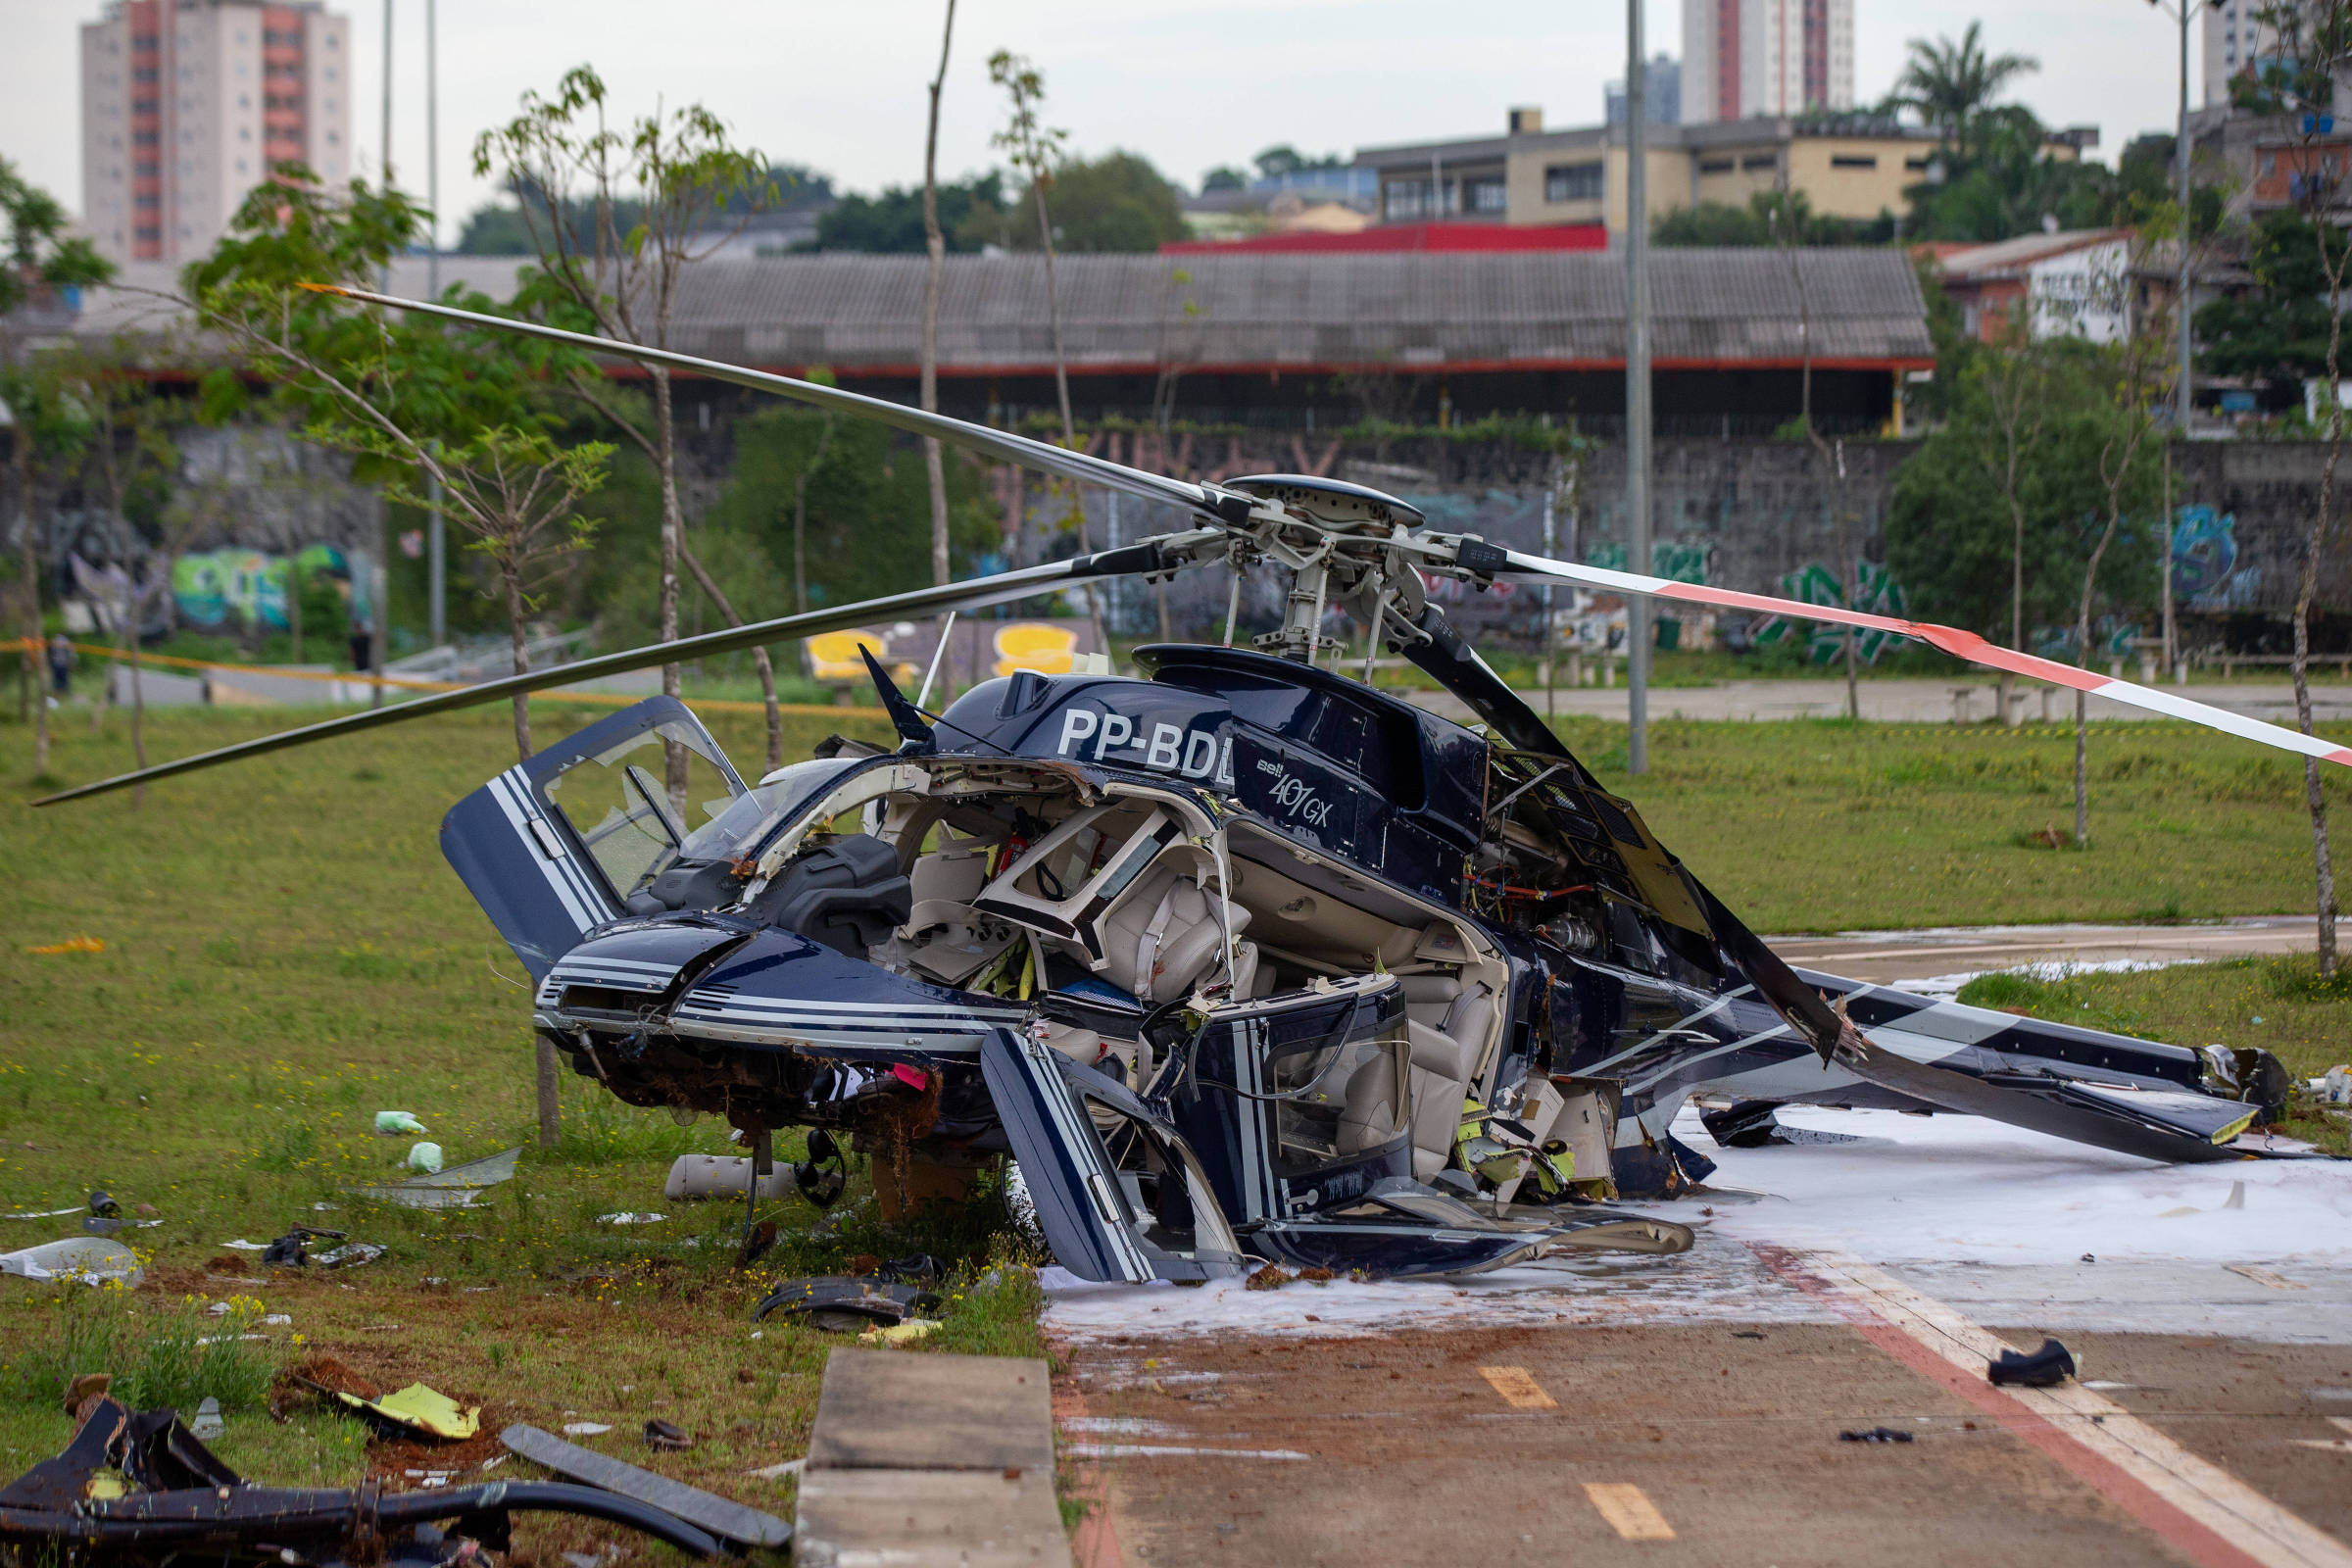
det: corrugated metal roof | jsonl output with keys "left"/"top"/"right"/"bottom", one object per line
{"left": 75, "top": 247, "right": 1930, "bottom": 370}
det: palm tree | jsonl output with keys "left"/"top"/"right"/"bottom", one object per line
{"left": 1893, "top": 23, "right": 2039, "bottom": 160}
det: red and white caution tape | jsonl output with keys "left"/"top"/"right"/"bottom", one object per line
{"left": 1496, "top": 549, "right": 2352, "bottom": 771}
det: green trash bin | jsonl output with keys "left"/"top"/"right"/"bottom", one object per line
{"left": 1654, "top": 616, "right": 1682, "bottom": 652}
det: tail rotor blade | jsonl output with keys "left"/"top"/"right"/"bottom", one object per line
{"left": 306, "top": 284, "right": 1225, "bottom": 521}
{"left": 1490, "top": 548, "right": 2352, "bottom": 771}
{"left": 33, "top": 538, "right": 1211, "bottom": 808}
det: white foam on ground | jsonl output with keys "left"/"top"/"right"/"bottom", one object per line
{"left": 1687, "top": 1103, "right": 2352, "bottom": 1268}
{"left": 1041, "top": 1104, "right": 2352, "bottom": 1347}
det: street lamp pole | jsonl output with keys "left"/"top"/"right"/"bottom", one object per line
{"left": 1625, "top": 0, "right": 1652, "bottom": 773}
{"left": 2150, "top": 0, "right": 2205, "bottom": 676}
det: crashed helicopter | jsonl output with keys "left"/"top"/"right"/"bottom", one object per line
{"left": 42, "top": 285, "right": 2349, "bottom": 1286}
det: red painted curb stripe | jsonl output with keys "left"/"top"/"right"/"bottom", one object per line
{"left": 1050, "top": 1358, "right": 1129, "bottom": 1568}
{"left": 1750, "top": 1244, "right": 2271, "bottom": 1568}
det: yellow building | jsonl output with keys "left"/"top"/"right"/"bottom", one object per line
{"left": 1356, "top": 111, "right": 2087, "bottom": 238}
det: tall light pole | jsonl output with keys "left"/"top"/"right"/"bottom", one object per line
{"left": 371, "top": 0, "right": 393, "bottom": 710}
{"left": 2149, "top": 0, "right": 2205, "bottom": 676}
{"left": 1625, "top": 0, "right": 1652, "bottom": 773}
{"left": 424, "top": 0, "right": 444, "bottom": 651}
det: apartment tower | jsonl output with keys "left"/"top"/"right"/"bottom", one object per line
{"left": 81, "top": 0, "right": 352, "bottom": 266}
{"left": 1681, "top": 0, "right": 1855, "bottom": 123}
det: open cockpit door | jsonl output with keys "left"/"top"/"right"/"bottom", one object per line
{"left": 981, "top": 1026, "right": 1252, "bottom": 1285}
{"left": 441, "top": 697, "right": 748, "bottom": 979}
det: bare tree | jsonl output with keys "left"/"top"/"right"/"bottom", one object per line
{"left": 2270, "top": 0, "right": 2352, "bottom": 974}
{"left": 477, "top": 69, "right": 774, "bottom": 790}
{"left": 1970, "top": 314, "right": 2051, "bottom": 725}
{"left": 2073, "top": 245, "right": 2165, "bottom": 848}
{"left": 988, "top": 50, "right": 1109, "bottom": 661}
{"left": 1773, "top": 189, "right": 1859, "bottom": 718}
{"left": 921, "top": 3, "right": 958, "bottom": 595}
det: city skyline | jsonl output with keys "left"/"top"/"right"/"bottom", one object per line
{"left": 6, "top": 0, "right": 2186, "bottom": 249}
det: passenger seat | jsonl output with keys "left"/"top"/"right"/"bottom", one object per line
{"left": 1095, "top": 863, "right": 1252, "bottom": 1004}
{"left": 1398, "top": 973, "right": 1496, "bottom": 1180}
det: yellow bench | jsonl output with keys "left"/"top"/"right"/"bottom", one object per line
{"left": 991, "top": 621, "right": 1081, "bottom": 678}
{"left": 804, "top": 628, "right": 917, "bottom": 697}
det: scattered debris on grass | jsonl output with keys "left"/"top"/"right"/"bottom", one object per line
{"left": 374, "top": 1111, "right": 427, "bottom": 1135}
{"left": 643, "top": 1419, "right": 691, "bottom": 1451}
{"left": 316, "top": 1242, "right": 386, "bottom": 1269}
{"left": 562, "top": 1422, "right": 613, "bottom": 1437}
{"left": 190, "top": 1396, "right": 224, "bottom": 1440}
{"left": 407, "top": 1143, "right": 444, "bottom": 1174}
{"left": 751, "top": 1275, "right": 942, "bottom": 1333}
{"left": 0, "top": 1235, "right": 143, "bottom": 1286}
{"left": 25, "top": 936, "right": 105, "bottom": 956}
{"left": 597, "top": 1212, "right": 666, "bottom": 1225}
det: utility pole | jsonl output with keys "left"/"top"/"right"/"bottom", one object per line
{"left": 371, "top": 0, "right": 392, "bottom": 710}
{"left": 424, "top": 0, "right": 445, "bottom": 651}
{"left": 1625, "top": 0, "right": 1652, "bottom": 774}
{"left": 2165, "top": 0, "right": 2202, "bottom": 677}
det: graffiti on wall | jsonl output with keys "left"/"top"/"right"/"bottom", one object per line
{"left": 2172, "top": 505, "right": 2258, "bottom": 610}
{"left": 1585, "top": 540, "right": 1711, "bottom": 584}
{"left": 172, "top": 544, "right": 363, "bottom": 631}
{"left": 1754, "top": 560, "right": 1912, "bottom": 663}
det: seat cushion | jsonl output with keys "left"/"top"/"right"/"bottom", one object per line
{"left": 1096, "top": 864, "right": 1250, "bottom": 1003}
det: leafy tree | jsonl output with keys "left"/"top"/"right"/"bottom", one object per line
{"left": 1200, "top": 166, "right": 1248, "bottom": 194}
{"left": 804, "top": 173, "right": 1004, "bottom": 253}
{"left": 185, "top": 169, "right": 612, "bottom": 765}
{"left": 2237, "top": 0, "right": 2352, "bottom": 975}
{"left": 475, "top": 65, "right": 776, "bottom": 782}
{"left": 1651, "top": 189, "right": 1894, "bottom": 247}
{"left": 1886, "top": 339, "right": 2160, "bottom": 653}
{"left": 693, "top": 406, "right": 998, "bottom": 620}
{"left": 957, "top": 151, "right": 1186, "bottom": 255}
{"left": 1253, "top": 145, "right": 1345, "bottom": 180}
{"left": 3, "top": 159, "right": 116, "bottom": 775}
{"left": 1888, "top": 22, "right": 2039, "bottom": 161}
{"left": 1903, "top": 107, "right": 2124, "bottom": 242}
{"left": 982, "top": 48, "right": 1105, "bottom": 656}
{"left": 2195, "top": 208, "right": 2352, "bottom": 398}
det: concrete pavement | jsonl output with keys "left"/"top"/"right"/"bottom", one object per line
{"left": 1402, "top": 677, "right": 2352, "bottom": 727}
{"left": 1765, "top": 915, "right": 2322, "bottom": 989}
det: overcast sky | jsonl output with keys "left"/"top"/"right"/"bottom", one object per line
{"left": 2, "top": 0, "right": 2192, "bottom": 248}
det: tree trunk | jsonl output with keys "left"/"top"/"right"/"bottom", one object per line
{"left": 129, "top": 615, "right": 146, "bottom": 808}
{"left": 681, "top": 541, "right": 784, "bottom": 774}
{"left": 920, "top": 0, "right": 957, "bottom": 593}
{"left": 2072, "top": 505, "right": 2126, "bottom": 850}
{"left": 288, "top": 555, "right": 303, "bottom": 664}
{"left": 2299, "top": 228, "right": 2346, "bottom": 976}
{"left": 1029, "top": 178, "right": 1111, "bottom": 664}
{"left": 652, "top": 364, "right": 686, "bottom": 804}
{"left": 24, "top": 495, "right": 48, "bottom": 777}
{"left": 503, "top": 562, "right": 534, "bottom": 762}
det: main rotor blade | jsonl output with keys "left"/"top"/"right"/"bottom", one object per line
{"left": 1493, "top": 548, "right": 2352, "bottom": 770}
{"left": 33, "top": 540, "right": 1205, "bottom": 807}
{"left": 308, "top": 284, "right": 1223, "bottom": 520}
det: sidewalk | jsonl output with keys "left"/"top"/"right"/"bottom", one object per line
{"left": 1401, "top": 677, "right": 2352, "bottom": 726}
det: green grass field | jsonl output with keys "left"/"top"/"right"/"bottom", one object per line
{"left": 0, "top": 694, "right": 2340, "bottom": 1547}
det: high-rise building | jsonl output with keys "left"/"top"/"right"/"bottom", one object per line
{"left": 2204, "top": 0, "right": 2296, "bottom": 107}
{"left": 1606, "top": 54, "right": 1685, "bottom": 126}
{"left": 81, "top": 0, "right": 352, "bottom": 266}
{"left": 1681, "top": 0, "right": 1854, "bottom": 124}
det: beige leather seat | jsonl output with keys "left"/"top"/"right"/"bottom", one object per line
{"left": 1398, "top": 973, "right": 1496, "bottom": 1180}
{"left": 1096, "top": 863, "right": 1252, "bottom": 1004}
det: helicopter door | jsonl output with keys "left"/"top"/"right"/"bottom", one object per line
{"left": 440, "top": 696, "right": 748, "bottom": 979}
{"left": 981, "top": 1027, "right": 1251, "bottom": 1285}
